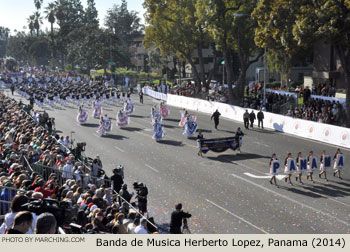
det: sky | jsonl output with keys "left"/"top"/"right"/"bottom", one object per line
{"left": 0, "top": 0, "right": 146, "bottom": 34}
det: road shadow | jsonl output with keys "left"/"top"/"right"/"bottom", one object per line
{"left": 158, "top": 140, "right": 183, "bottom": 146}
{"left": 275, "top": 185, "right": 324, "bottom": 198}
{"left": 63, "top": 105, "right": 76, "bottom": 109}
{"left": 129, "top": 115, "right": 149, "bottom": 119}
{"left": 81, "top": 123, "right": 100, "bottom": 127}
{"left": 120, "top": 127, "right": 143, "bottom": 132}
{"left": 186, "top": 136, "right": 197, "bottom": 141}
{"left": 219, "top": 129, "right": 236, "bottom": 134}
{"left": 197, "top": 129, "right": 212, "bottom": 133}
{"left": 206, "top": 153, "right": 270, "bottom": 163}
{"left": 301, "top": 183, "right": 349, "bottom": 198}
{"left": 163, "top": 118, "right": 179, "bottom": 123}
{"left": 163, "top": 124, "right": 177, "bottom": 129}
{"left": 317, "top": 179, "right": 350, "bottom": 190}
{"left": 102, "top": 134, "right": 129, "bottom": 140}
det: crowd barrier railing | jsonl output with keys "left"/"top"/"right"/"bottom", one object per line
{"left": 144, "top": 87, "right": 350, "bottom": 149}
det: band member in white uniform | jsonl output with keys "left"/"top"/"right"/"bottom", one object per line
{"left": 269, "top": 153, "right": 279, "bottom": 186}
{"left": 333, "top": 148, "right": 343, "bottom": 179}
{"left": 319, "top": 150, "right": 328, "bottom": 181}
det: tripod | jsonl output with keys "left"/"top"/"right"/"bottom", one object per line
{"left": 182, "top": 218, "right": 191, "bottom": 234}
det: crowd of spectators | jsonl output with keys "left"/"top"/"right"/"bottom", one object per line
{"left": 0, "top": 92, "right": 156, "bottom": 234}
{"left": 164, "top": 80, "right": 345, "bottom": 127}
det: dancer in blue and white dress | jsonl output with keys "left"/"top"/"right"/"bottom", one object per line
{"left": 160, "top": 101, "right": 169, "bottom": 118}
{"left": 96, "top": 114, "right": 112, "bottom": 136}
{"left": 124, "top": 98, "right": 134, "bottom": 115}
{"left": 152, "top": 117, "right": 164, "bottom": 142}
{"left": 183, "top": 114, "right": 198, "bottom": 138}
{"left": 76, "top": 105, "right": 89, "bottom": 124}
{"left": 179, "top": 108, "right": 188, "bottom": 127}
{"left": 116, "top": 109, "right": 129, "bottom": 127}
{"left": 151, "top": 106, "right": 162, "bottom": 124}
{"left": 92, "top": 98, "right": 102, "bottom": 119}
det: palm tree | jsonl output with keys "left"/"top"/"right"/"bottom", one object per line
{"left": 44, "top": 3, "right": 56, "bottom": 37}
{"left": 34, "top": 0, "right": 43, "bottom": 10}
{"left": 27, "top": 14, "right": 36, "bottom": 36}
{"left": 33, "top": 11, "right": 43, "bottom": 37}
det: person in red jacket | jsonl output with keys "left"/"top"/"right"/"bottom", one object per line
{"left": 34, "top": 179, "right": 57, "bottom": 199}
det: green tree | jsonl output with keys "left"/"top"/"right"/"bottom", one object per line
{"left": 105, "top": 0, "right": 144, "bottom": 68}
{"left": 44, "top": 2, "right": 56, "bottom": 37}
{"left": 85, "top": 0, "right": 99, "bottom": 26}
{"left": 0, "top": 27, "right": 10, "bottom": 58}
{"left": 196, "top": 0, "right": 262, "bottom": 105}
{"left": 252, "top": 0, "right": 309, "bottom": 88}
{"left": 34, "top": 0, "right": 43, "bottom": 10}
{"left": 33, "top": 11, "right": 43, "bottom": 37}
{"left": 292, "top": 0, "right": 350, "bottom": 126}
{"left": 143, "top": 0, "right": 218, "bottom": 93}
{"left": 27, "top": 14, "right": 35, "bottom": 36}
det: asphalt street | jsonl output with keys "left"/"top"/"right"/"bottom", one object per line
{"left": 6, "top": 89, "right": 350, "bottom": 234}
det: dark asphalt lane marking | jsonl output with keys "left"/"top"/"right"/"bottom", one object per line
{"left": 206, "top": 199, "right": 269, "bottom": 234}
{"left": 230, "top": 173, "right": 350, "bottom": 227}
{"left": 145, "top": 164, "right": 159, "bottom": 173}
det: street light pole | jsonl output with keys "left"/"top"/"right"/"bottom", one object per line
{"left": 263, "top": 47, "right": 267, "bottom": 106}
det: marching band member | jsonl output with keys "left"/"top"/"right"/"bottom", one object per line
{"left": 92, "top": 98, "right": 102, "bottom": 119}
{"left": 183, "top": 114, "right": 198, "bottom": 138}
{"left": 319, "top": 150, "right": 328, "bottom": 181}
{"left": 284, "top": 153, "right": 293, "bottom": 185}
{"left": 306, "top": 151, "right": 316, "bottom": 183}
{"left": 160, "top": 101, "right": 169, "bottom": 118}
{"left": 152, "top": 117, "right": 164, "bottom": 142}
{"left": 116, "top": 109, "right": 129, "bottom": 127}
{"left": 117, "top": 91, "right": 121, "bottom": 104}
{"left": 333, "top": 148, "right": 343, "bottom": 179}
{"left": 269, "top": 153, "right": 278, "bottom": 185}
{"left": 76, "top": 104, "right": 89, "bottom": 124}
{"left": 179, "top": 108, "right": 188, "bottom": 127}
{"left": 296, "top": 152, "right": 304, "bottom": 184}
{"left": 96, "top": 114, "right": 112, "bottom": 136}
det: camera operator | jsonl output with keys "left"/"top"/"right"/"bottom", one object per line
{"left": 74, "top": 142, "right": 86, "bottom": 160}
{"left": 170, "top": 203, "right": 191, "bottom": 234}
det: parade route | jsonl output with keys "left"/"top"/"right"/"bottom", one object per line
{"left": 8, "top": 90, "right": 350, "bottom": 234}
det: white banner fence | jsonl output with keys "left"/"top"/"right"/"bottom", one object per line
{"left": 143, "top": 87, "right": 350, "bottom": 149}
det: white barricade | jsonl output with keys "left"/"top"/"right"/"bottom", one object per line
{"left": 147, "top": 89, "right": 350, "bottom": 149}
